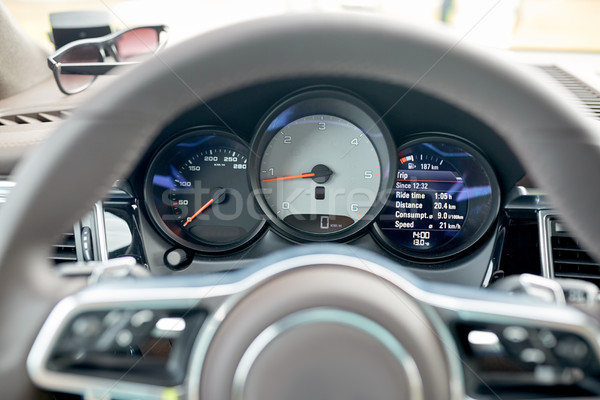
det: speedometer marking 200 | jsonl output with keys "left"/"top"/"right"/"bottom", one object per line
{"left": 145, "top": 129, "right": 265, "bottom": 253}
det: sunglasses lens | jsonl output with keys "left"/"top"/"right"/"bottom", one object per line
{"left": 56, "top": 44, "right": 102, "bottom": 93}
{"left": 115, "top": 28, "right": 159, "bottom": 61}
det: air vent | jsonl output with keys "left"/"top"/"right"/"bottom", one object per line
{"left": 539, "top": 65, "right": 600, "bottom": 121}
{"left": 0, "top": 110, "right": 71, "bottom": 126}
{"left": 50, "top": 230, "right": 78, "bottom": 265}
{"left": 549, "top": 219, "right": 600, "bottom": 284}
{"left": 0, "top": 180, "right": 81, "bottom": 265}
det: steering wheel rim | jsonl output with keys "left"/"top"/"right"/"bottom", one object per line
{"left": 1, "top": 12, "right": 600, "bottom": 398}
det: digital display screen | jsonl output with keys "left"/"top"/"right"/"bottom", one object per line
{"left": 376, "top": 138, "right": 498, "bottom": 259}
{"left": 283, "top": 214, "right": 355, "bottom": 234}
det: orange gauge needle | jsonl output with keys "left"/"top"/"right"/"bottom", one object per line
{"left": 263, "top": 164, "right": 334, "bottom": 183}
{"left": 263, "top": 172, "right": 315, "bottom": 182}
{"left": 183, "top": 198, "right": 215, "bottom": 227}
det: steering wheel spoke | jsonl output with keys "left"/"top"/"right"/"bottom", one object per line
{"left": 25, "top": 247, "right": 600, "bottom": 399}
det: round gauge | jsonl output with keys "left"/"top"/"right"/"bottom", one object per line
{"left": 145, "top": 128, "right": 264, "bottom": 253}
{"left": 373, "top": 135, "right": 500, "bottom": 260}
{"left": 250, "top": 89, "right": 395, "bottom": 241}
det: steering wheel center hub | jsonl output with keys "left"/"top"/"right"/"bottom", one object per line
{"left": 197, "top": 261, "right": 453, "bottom": 400}
{"left": 233, "top": 308, "right": 423, "bottom": 400}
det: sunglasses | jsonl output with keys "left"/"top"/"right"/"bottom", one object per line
{"left": 47, "top": 25, "right": 168, "bottom": 95}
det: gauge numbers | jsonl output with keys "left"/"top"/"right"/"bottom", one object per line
{"left": 375, "top": 136, "right": 500, "bottom": 260}
{"left": 250, "top": 90, "right": 396, "bottom": 241}
{"left": 145, "top": 129, "right": 264, "bottom": 253}
{"left": 259, "top": 114, "right": 381, "bottom": 234}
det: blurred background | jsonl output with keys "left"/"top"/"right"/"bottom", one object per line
{"left": 4, "top": 0, "right": 600, "bottom": 52}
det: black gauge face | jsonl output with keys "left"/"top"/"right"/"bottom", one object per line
{"left": 145, "top": 129, "right": 264, "bottom": 253}
{"left": 250, "top": 90, "right": 396, "bottom": 241}
{"left": 374, "top": 136, "right": 500, "bottom": 260}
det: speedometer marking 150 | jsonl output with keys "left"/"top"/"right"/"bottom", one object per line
{"left": 145, "top": 129, "right": 264, "bottom": 253}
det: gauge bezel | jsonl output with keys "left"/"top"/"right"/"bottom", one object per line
{"left": 372, "top": 134, "right": 501, "bottom": 261}
{"left": 144, "top": 127, "right": 266, "bottom": 254}
{"left": 249, "top": 88, "right": 396, "bottom": 242}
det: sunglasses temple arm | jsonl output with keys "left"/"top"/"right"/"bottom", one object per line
{"left": 57, "top": 62, "right": 139, "bottom": 76}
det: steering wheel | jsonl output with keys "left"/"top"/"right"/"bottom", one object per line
{"left": 2, "top": 13, "right": 600, "bottom": 399}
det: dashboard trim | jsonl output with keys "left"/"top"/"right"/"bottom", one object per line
{"left": 538, "top": 210, "right": 556, "bottom": 279}
{"left": 94, "top": 200, "right": 109, "bottom": 262}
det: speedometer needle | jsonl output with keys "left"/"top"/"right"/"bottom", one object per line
{"left": 183, "top": 188, "right": 227, "bottom": 227}
{"left": 183, "top": 198, "right": 214, "bottom": 227}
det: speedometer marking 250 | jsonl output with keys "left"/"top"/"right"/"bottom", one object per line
{"left": 145, "top": 128, "right": 265, "bottom": 253}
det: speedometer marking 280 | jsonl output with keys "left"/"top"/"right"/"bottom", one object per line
{"left": 145, "top": 129, "right": 264, "bottom": 253}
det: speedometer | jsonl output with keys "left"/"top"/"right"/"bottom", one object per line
{"left": 250, "top": 89, "right": 395, "bottom": 241}
{"left": 145, "top": 128, "right": 265, "bottom": 253}
{"left": 374, "top": 136, "right": 500, "bottom": 260}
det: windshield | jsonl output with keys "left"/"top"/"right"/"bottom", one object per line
{"left": 4, "top": 0, "right": 600, "bottom": 52}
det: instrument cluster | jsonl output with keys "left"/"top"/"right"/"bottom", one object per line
{"left": 144, "top": 88, "right": 500, "bottom": 262}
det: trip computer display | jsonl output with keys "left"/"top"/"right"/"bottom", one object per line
{"left": 374, "top": 136, "right": 500, "bottom": 260}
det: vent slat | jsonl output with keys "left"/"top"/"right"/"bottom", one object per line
{"left": 1, "top": 183, "right": 79, "bottom": 265}
{"left": 0, "top": 110, "right": 70, "bottom": 126}
{"left": 38, "top": 112, "right": 64, "bottom": 123}
{"left": 0, "top": 117, "right": 17, "bottom": 126}
{"left": 550, "top": 219, "right": 600, "bottom": 285}
{"left": 553, "top": 259, "right": 597, "bottom": 266}
{"left": 539, "top": 65, "right": 600, "bottom": 122}
{"left": 50, "top": 231, "right": 78, "bottom": 265}
{"left": 15, "top": 115, "right": 42, "bottom": 124}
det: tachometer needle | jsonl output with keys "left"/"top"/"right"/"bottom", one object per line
{"left": 183, "top": 198, "right": 215, "bottom": 227}
{"left": 263, "top": 172, "right": 315, "bottom": 182}
{"left": 263, "top": 164, "right": 333, "bottom": 184}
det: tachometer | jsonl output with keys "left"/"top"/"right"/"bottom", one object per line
{"left": 250, "top": 90, "right": 395, "bottom": 241}
{"left": 373, "top": 136, "right": 500, "bottom": 259}
{"left": 145, "top": 128, "right": 264, "bottom": 253}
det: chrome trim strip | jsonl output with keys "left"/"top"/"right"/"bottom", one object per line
{"left": 27, "top": 296, "right": 183, "bottom": 400}
{"left": 481, "top": 260, "right": 494, "bottom": 288}
{"left": 518, "top": 273, "right": 566, "bottom": 304}
{"left": 538, "top": 210, "right": 556, "bottom": 279}
{"left": 504, "top": 186, "right": 552, "bottom": 211}
{"left": 94, "top": 200, "right": 109, "bottom": 262}
{"left": 27, "top": 282, "right": 240, "bottom": 399}
{"left": 231, "top": 308, "right": 423, "bottom": 400}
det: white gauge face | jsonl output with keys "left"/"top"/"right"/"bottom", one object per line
{"left": 259, "top": 114, "right": 382, "bottom": 234}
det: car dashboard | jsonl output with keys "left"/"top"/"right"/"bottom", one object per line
{"left": 2, "top": 62, "right": 599, "bottom": 287}
{"left": 104, "top": 76, "right": 521, "bottom": 284}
